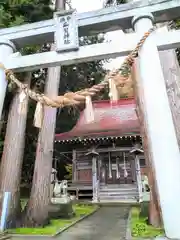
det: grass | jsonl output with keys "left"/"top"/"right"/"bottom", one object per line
{"left": 8, "top": 204, "right": 98, "bottom": 235}
{"left": 131, "top": 203, "right": 164, "bottom": 238}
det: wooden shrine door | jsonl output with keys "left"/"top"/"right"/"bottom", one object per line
{"left": 100, "top": 152, "right": 134, "bottom": 185}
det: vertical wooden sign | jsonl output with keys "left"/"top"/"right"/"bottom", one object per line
{"left": 54, "top": 9, "right": 79, "bottom": 52}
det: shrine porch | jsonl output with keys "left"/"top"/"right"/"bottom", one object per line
{"left": 68, "top": 149, "right": 145, "bottom": 203}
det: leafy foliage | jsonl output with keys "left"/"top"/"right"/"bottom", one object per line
{"left": 131, "top": 206, "right": 164, "bottom": 238}
{"left": 104, "top": 0, "right": 126, "bottom": 6}
{"left": 0, "top": 0, "right": 53, "bottom": 27}
{"left": 64, "top": 164, "right": 72, "bottom": 180}
{"left": 0, "top": 0, "right": 107, "bottom": 186}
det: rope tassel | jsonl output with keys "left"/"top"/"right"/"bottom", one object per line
{"left": 34, "top": 102, "right": 44, "bottom": 128}
{"left": 84, "top": 96, "right": 94, "bottom": 123}
{"left": 108, "top": 78, "right": 119, "bottom": 101}
{"left": 18, "top": 90, "right": 27, "bottom": 114}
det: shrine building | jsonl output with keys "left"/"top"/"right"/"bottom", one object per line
{"left": 54, "top": 98, "right": 148, "bottom": 203}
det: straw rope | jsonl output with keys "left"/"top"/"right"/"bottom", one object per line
{"left": 0, "top": 27, "right": 155, "bottom": 109}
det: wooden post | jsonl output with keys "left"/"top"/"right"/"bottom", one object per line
{"left": 72, "top": 150, "right": 77, "bottom": 181}
{"left": 134, "top": 155, "right": 143, "bottom": 202}
{"left": 92, "top": 156, "right": 97, "bottom": 202}
{"left": 130, "top": 155, "right": 136, "bottom": 182}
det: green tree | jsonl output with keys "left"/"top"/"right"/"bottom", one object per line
{"left": 0, "top": 0, "right": 53, "bottom": 228}
{"left": 0, "top": 0, "right": 106, "bottom": 227}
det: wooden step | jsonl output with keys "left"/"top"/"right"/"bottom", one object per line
{"left": 78, "top": 193, "right": 93, "bottom": 197}
{"left": 99, "top": 191, "right": 138, "bottom": 197}
{"left": 100, "top": 184, "right": 137, "bottom": 189}
{"left": 99, "top": 192, "right": 138, "bottom": 198}
{"left": 98, "top": 199, "right": 138, "bottom": 204}
{"left": 98, "top": 183, "right": 139, "bottom": 202}
{"left": 99, "top": 188, "right": 138, "bottom": 193}
{"left": 99, "top": 195, "right": 138, "bottom": 201}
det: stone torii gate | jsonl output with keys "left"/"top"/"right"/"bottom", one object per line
{"left": 1, "top": 0, "right": 180, "bottom": 238}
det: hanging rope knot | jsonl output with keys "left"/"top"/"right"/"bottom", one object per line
{"left": 126, "top": 55, "right": 135, "bottom": 66}
{"left": 20, "top": 83, "right": 28, "bottom": 93}
{"left": 119, "top": 83, "right": 125, "bottom": 87}
{"left": 5, "top": 69, "right": 13, "bottom": 80}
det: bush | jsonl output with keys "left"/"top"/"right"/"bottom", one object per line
{"left": 131, "top": 207, "right": 164, "bottom": 238}
{"left": 132, "top": 222, "right": 147, "bottom": 237}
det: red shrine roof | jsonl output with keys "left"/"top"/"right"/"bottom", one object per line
{"left": 55, "top": 98, "right": 140, "bottom": 141}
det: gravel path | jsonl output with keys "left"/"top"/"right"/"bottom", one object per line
{"left": 57, "top": 206, "right": 130, "bottom": 240}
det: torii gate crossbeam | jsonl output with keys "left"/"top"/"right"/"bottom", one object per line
{"left": 5, "top": 29, "right": 180, "bottom": 72}
{"left": 0, "top": 0, "right": 179, "bottom": 48}
{"left": 1, "top": 1, "right": 180, "bottom": 239}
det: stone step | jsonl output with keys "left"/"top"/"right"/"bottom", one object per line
{"left": 100, "top": 184, "right": 137, "bottom": 191}
{"left": 0, "top": 236, "right": 10, "bottom": 240}
{"left": 99, "top": 191, "right": 138, "bottom": 197}
{"left": 0, "top": 233, "right": 10, "bottom": 240}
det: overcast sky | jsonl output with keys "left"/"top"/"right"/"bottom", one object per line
{"left": 71, "top": 0, "right": 126, "bottom": 70}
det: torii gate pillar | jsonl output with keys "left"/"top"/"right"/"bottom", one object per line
{"left": 0, "top": 40, "right": 16, "bottom": 121}
{"left": 132, "top": 13, "right": 180, "bottom": 239}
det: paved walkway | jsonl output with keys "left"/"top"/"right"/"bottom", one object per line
{"left": 12, "top": 206, "right": 130, "bottom": 240}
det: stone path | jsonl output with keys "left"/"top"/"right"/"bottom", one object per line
{"left": 11, "top": 206, "right": 130, "bottom": 240}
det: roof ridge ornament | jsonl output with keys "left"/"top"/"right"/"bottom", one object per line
{"left": 130, "top": 143, "right": 144, "bottom": 155}
{"left": 85, "top": 148, "right": 99, "bottom": 156}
